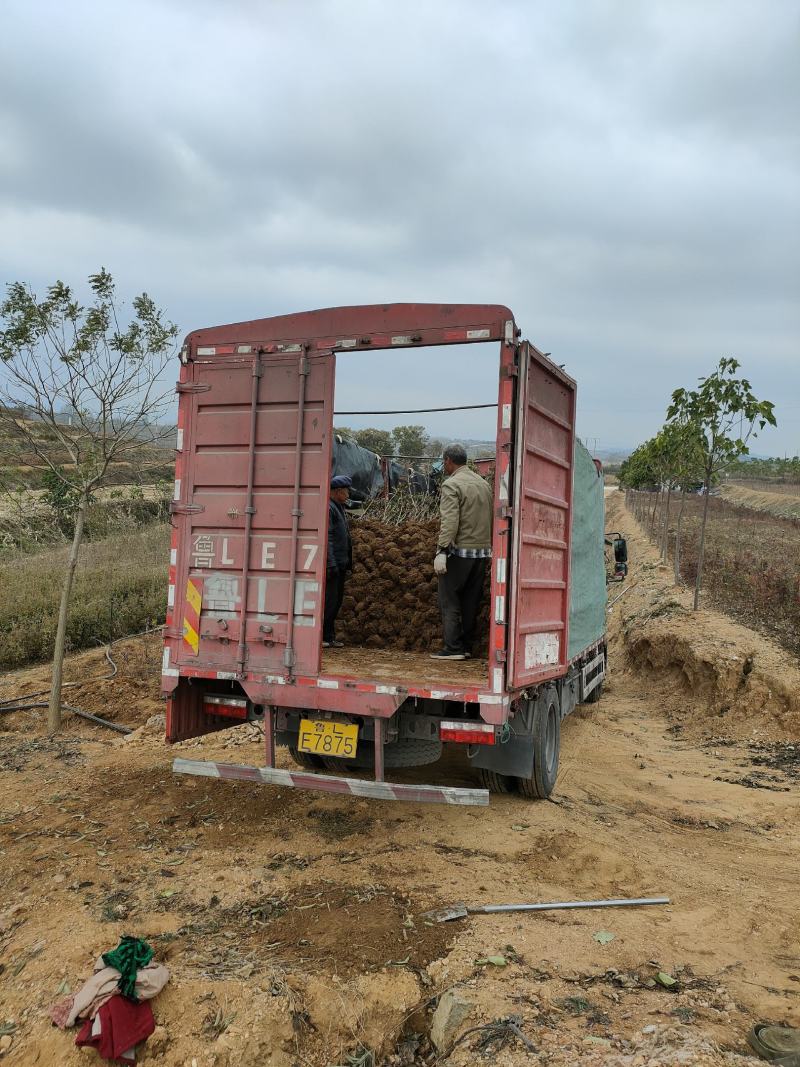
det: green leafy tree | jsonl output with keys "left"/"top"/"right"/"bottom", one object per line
{"left": 352, "top": 427, "right": 393, "bottom": 455}
{"left": 618, "top": 438, "right": 655, "bottom": 526}
{"left": 649, "top": 423, "right": 705, "bottom": 563}
{"left": 391, "top": 424, "right": 429, "bottom": 461}
{"left": 0, "top": 269, "right": 178, "bottom": 733}
{"left": 667, "top": 358, "right": 776, "bottom": 609}
{"left": 618, "top": 439, "right": 658, "bottom": 490}
{"left": 725, "top": 455, "right": 800, "bottom": 484}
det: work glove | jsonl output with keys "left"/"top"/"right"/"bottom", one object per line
{"left": 433, "top": 552, "right": 448, "bottom": 576}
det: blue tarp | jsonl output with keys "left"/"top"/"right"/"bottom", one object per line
{"left": 331, "top": 435, "right": 384, "bottom": 500}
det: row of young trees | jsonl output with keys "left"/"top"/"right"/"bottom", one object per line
{"left": 619, "top": 358, "right": 776, "bottom": 610}
{"left": 723, "top": 455, "right": 800, "bottom": 483}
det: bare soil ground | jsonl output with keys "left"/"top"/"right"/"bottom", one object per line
{"left": 0, "top": 493, "right": 798, "bottom": 1066}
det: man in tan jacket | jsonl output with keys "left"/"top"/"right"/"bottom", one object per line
{"left": 431, "top": 443, "right": 493, "bottom": 660}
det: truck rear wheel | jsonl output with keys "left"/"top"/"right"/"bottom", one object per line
{"left": 516, "top": 687, "right": 560, "bottom": 799}
{"left": 323, "top": 738, "right": 442, "bottom": 772}
{"left": 477, "top": 768, "right": 513, "bottom": 794}
{"left": 289, "top": 747, "right": 325, "bottom": 769}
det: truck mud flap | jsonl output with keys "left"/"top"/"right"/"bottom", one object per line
{"left": 173, "top": 757, "right": 489, "bottom": 806}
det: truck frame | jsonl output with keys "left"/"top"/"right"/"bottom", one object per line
{"left": 163, "top": 304, "right": 607, "bottom": 805}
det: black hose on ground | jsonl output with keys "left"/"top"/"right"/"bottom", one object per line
{"left": 0, "top": 683, "right": 79, "bottom": 707}
{"left": 0, "top": 700, "right": 132, "bottom": 735}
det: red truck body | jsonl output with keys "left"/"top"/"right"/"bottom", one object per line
{"left": 164, "top": 304, "right": 605, "bottom": 805}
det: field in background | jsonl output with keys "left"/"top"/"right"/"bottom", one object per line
{"left": 0, "top": 523, "right": 169, "bottom": 669}
{"left": 722, "top": 480, "right": 800, "bottom": 520}
{"left": 625, "top": 490, "right": 800, "bottom": 657}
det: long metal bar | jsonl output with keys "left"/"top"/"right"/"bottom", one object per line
{"left": 172, "top": 758, "right": 489, "bottom": 806}
{"left": 607, "top": 581, "right": 638, "bottom": 609}
{"left": 477, "top": 896, "right": 669, "bottom": 914}
{"left": 235, "top": 352, "right": 263, "bottom": 675}
{"left": 283, "top": 351, "right": 309, "bottom": 674}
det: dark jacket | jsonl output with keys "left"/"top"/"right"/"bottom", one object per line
{"left": 327, "top": 499, "right": 352, "bottom": 571}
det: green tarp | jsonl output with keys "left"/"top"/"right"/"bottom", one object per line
{"left": 568, "top": 440, "right": 607, "bottom": 660}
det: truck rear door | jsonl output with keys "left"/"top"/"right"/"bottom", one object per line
{"left": 172, "top": 347, "right": 334, "bottom": 679}
{"left": 507, "top": 344, "right": 576, "bottom": 687}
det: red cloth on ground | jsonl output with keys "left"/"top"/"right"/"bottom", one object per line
{"left": 75, "top": 995, "right": 155, "bottom": 1063}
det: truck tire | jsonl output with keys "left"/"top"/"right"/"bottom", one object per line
{"left": 477, "top": 768, "right": 513, "bottom": 794}
{"left": 324, "top": 738, "right": 442, "bottom": 772}
{"left": 289, "top": 747, "right": 325, "bottom": 769}
{"left": 516, "top": 687, "right": 560, "bottom": 799}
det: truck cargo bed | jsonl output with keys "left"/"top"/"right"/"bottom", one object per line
{"left": 320, "top": 647, "right": 487, "bottom": 688}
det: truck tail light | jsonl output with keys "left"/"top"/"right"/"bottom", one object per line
{"left": 203, "top": 695, "right": 248, "bottom": 720}
{"left": 440, "top": 720, "right": 496, "bottom": 745}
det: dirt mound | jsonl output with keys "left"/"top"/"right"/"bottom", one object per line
{"left": 607, "top": 493, "right": 800, "bottom": 742}
{"left": 0, "top": 631, "right": 164, "bottom": 736}
{"left": 337, "top": 519, "right": 490, "bottom": 654}
{"left": 722, "top": 482, "right": 800, "bottom": 520}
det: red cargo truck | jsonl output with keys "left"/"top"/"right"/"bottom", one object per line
{"left": 164, "top": 304, "right": 608, "bottom": 806}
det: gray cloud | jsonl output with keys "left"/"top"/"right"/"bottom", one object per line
{"left": 1, "top": 0, "right": 798, "bottom": 453}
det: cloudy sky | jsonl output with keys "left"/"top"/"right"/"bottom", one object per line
{"left": 1, "top": 0, "right": 798, "bottom": 454}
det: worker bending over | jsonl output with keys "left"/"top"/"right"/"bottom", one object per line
{"left": 431, "top": 444, "right": 493, "bottom": 660}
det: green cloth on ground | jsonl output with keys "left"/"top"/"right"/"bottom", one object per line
{"left": 101, "top": 936, "right": 154, "bottom": 1001}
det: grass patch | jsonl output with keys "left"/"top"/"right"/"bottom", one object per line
{"left": 0, "top": 523, "right": 169, "bottom": 670}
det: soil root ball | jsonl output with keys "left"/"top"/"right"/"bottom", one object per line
{"left": 337, "top": 519, "right": 489, "bottom": 654}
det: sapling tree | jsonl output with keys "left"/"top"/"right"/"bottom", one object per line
{"left": 667, "top": 358, "right": 776, "bottom": 610}
{"left": 0, "top": 270, "right": 178, "bottom": 733}
{"left": 666, "top": 423, "right": 705, "bottom": 585}
{"left": 651, "top": 422, "right": 705, "bottom": 565}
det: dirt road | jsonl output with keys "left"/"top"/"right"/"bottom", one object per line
{"left": 0, "top": 494, "right": 797, "bottom": 1065}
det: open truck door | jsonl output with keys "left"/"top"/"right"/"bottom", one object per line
{"left": 166, "top": 345, "right": 336, "bottom": 735}
{"left": 507, "top": 343, "right": 576, "bottom": 688}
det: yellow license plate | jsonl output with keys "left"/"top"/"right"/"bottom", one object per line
{"left": 298, "top": 719, "right": 359, "bottom": 758}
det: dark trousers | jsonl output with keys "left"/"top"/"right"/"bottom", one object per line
{"left": 323, "top": 567, "right": 346, "bottom": 642}
{"left": 438, "top": 556, "right": 487, "bottom": 654}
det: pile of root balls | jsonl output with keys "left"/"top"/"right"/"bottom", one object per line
{"left": 336, "top": 518, "right": 490, "bottom": 654}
